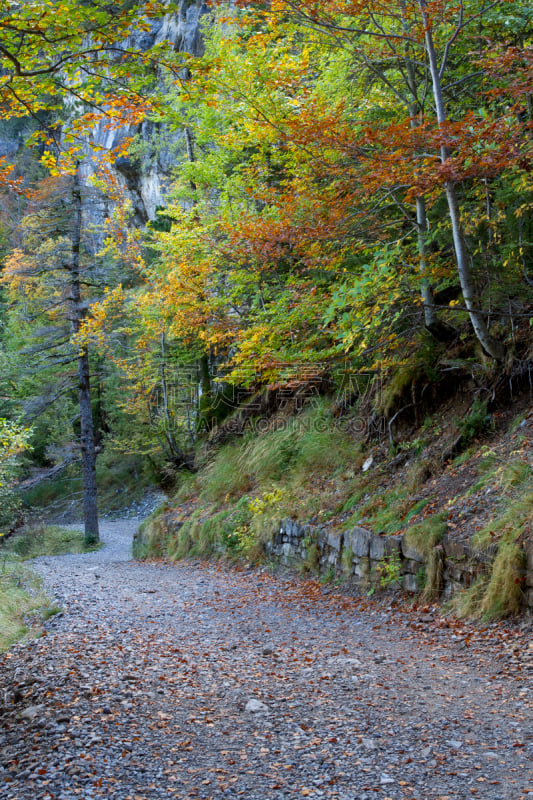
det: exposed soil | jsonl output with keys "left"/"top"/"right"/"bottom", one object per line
{"left": 0, "top": 519, "right": 532, "bottom": 800}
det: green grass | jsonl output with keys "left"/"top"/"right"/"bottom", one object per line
{"left": 499, "top": 459, "right": 532, "bottom": 491}
{"left": 403, "top": 513, "right": 448, "bottom": 559}
{"left": 201, "top": 400, "right": 362, "bottom": 507}
{"left": 472, "top": 489, "right": 533, "bottom": 551}
{"left": 358, "top": 486, "right": 410, "bottom": 534}
{"left": 451, "top": 446, "right": 476, "bottom": 468}
{"left": 133, "top": 510, "right": 173, "bottom": 558}
{"left": 454, "top": 462, "right": 532, "bottom": 617}
{"left": 96, "top": 450, "right": 153, "bottom": 512}
{"left": 450, "top": 577, "right": 489, "bottom": 619}
{"left": 480, "top": 537, "right": 525, "bottom": 618}
{"left": 456, "top": 398, "right": 493, "bottom": 446}
{"left": 0, "top": 558, "right": 52, "bottom": 652}
{"left": 4, "top": 522, "right": 100, "bottom": 560}
{"left": 451, "top": 535, "right": 526, "bottom": 620}
{"left": 22, "top": 472, "right": 83, "bottom": 512}
{"left": 200, "top": 442, "right": 252, "bottom": 504}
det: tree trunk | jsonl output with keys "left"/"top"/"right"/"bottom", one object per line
{"left": 401, "top": 1, "right": 456, "bottom": 342}
{"left": 416, "top": 195, "right": 457, "bottom": 342}
{"left": 418, "top": 1, "right": 505, "bottom": 361}
{"left": 71, "top": 169, "right": 100, "bottom": 545}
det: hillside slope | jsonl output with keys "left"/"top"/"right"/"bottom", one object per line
{"left": 135, "top": 380, "right": 533, "bottom": 618}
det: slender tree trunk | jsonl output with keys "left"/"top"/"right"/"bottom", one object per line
{"left": 184, "top": 124, "right": 214, "bottom": 430}
{"left": 71, "top": 169, "right": 100, "bottom": 545}
{"left": 415, "top": 194, "right": 457, "bottom": 341}
{"left": 401, "top": 1, "right": 455, "bottom": 341}
{"left": 184, "top": 126, "right": 197, "bottom": 194}
{"left": 415, "top": 195, "right": 436, "bottom": 328}
{"left": 418, "top": 0, "right": 505, "bottom": 361}
{"left": 401, "top": 2, "right": 438, "bottom": 331}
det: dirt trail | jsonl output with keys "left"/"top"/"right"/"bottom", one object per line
{"left": 0, "top": 518, "right": 532, "bottom": 800}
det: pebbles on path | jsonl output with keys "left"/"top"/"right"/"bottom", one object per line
{"left": 0, "top": 517, "right": 531, "bottom": 800}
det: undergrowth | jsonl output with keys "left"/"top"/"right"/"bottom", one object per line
{"left": 21, "top": 450, "right": 155, "bottom": 519}
{"left": 480, "top": 537, "right": 525, "bottom": 618}
{"left": 4, "top": 522, "right": 99, "bottom": 560}
{"left": 0, "top": 522, "right": 104, "bottom": 651}
{"left": 135, "top": 390, "right": 532, "bottom": 619}
{"left": 0, "top": 560, "right": 51, "bottom": 652}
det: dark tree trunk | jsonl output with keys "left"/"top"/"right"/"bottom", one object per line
{"left": 70, "top": 169, "right": 100, "bottom": 545}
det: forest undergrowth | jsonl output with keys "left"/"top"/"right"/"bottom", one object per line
{"left": 136, "top": 360, "right": 533, "bottom": 621}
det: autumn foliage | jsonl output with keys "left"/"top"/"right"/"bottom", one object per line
{"left": 1, "top": 0, "right": 532, "bottom": 473}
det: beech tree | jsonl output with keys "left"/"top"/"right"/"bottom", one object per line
{"left": 24, "top": 0, "right": 531, "bottom": 478}
{"left": 208, "top": 0, "right": 532, "bottom": 366}
{"left": 0, "top": 1, "right": 167, "bottom": 116}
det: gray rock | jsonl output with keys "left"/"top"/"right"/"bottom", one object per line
{"left": 447, "top": 740, "right": 463, "bottom": 749}
{"left": 361, "top": 738, "right": 377, "bottom": 750}
{"left": 245, "top": 699, "right": 268, "bottom": 713}
{"left": 401, "top": 537, "right": 426, "bottom": 563}
{"left": 369, "top": 535, "right": 386, "bottom": 561}
{"left": 385, "top": 535, "right": 402, "bottom": 556}
{"left": 19, "top": 704, "right": 45, "bottom": 721}
{"left": 326, "top": 531, "right": 343, "bottom": 552}
{"left": 353, "top": 558, "right": 370, "bottom": 578}
{"left": 349, "top": 527, "right": 372, "bottom": 558}
{"left": 402, "top": 573, "right": 420, "bottom": 593}
{"left": 362, "top": 456, "right": 373, "bottom": 472}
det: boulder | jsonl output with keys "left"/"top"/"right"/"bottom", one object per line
{"left": 442, "top": 536, "right": 468, "bottom": 562}
{"left": 353, "top": 558, "right": 370, "bottom": 579}
{"left": 385, "top": 535, "right": 402, "bottom": 556}
{"left": 401, "top": 536, "right": 426, "bottom": 563}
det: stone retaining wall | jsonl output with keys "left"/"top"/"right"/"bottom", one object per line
{"left": 265, "top": 519, "right": 533, "bottom": 610}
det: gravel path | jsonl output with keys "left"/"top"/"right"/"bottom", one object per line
{"left": 0, "top": 517, "right": 532, "bottom": 800}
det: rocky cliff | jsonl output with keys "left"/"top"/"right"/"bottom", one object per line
{"left": 0, "top": 2, "right": 209, "bottom": 229}
{"left": 81, "top": 0, "right": 210, "bottom": 225}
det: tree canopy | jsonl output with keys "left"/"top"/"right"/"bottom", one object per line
{"left": 0, "top": 0, "right": 532, "bottom": 530}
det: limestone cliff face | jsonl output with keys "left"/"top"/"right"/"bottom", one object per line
{"left": 81, "top": 0, "right": 209, "bottom": 226}
{"left": 0, "top": 3, "right": 209, "bottom": 237}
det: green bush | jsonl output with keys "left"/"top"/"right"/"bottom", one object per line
{"left": 0, "top": 418, "right": 33, "bottom": 535}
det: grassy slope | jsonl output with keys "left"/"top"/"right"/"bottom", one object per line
{"left": 138, "top": 394, "right": 532, "bottom": 618}
{"left": 0, "top": 524, "right": 95, "bottom": 652}
{"left": 0, "top": 560, "right": 52, "bottom": 652}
